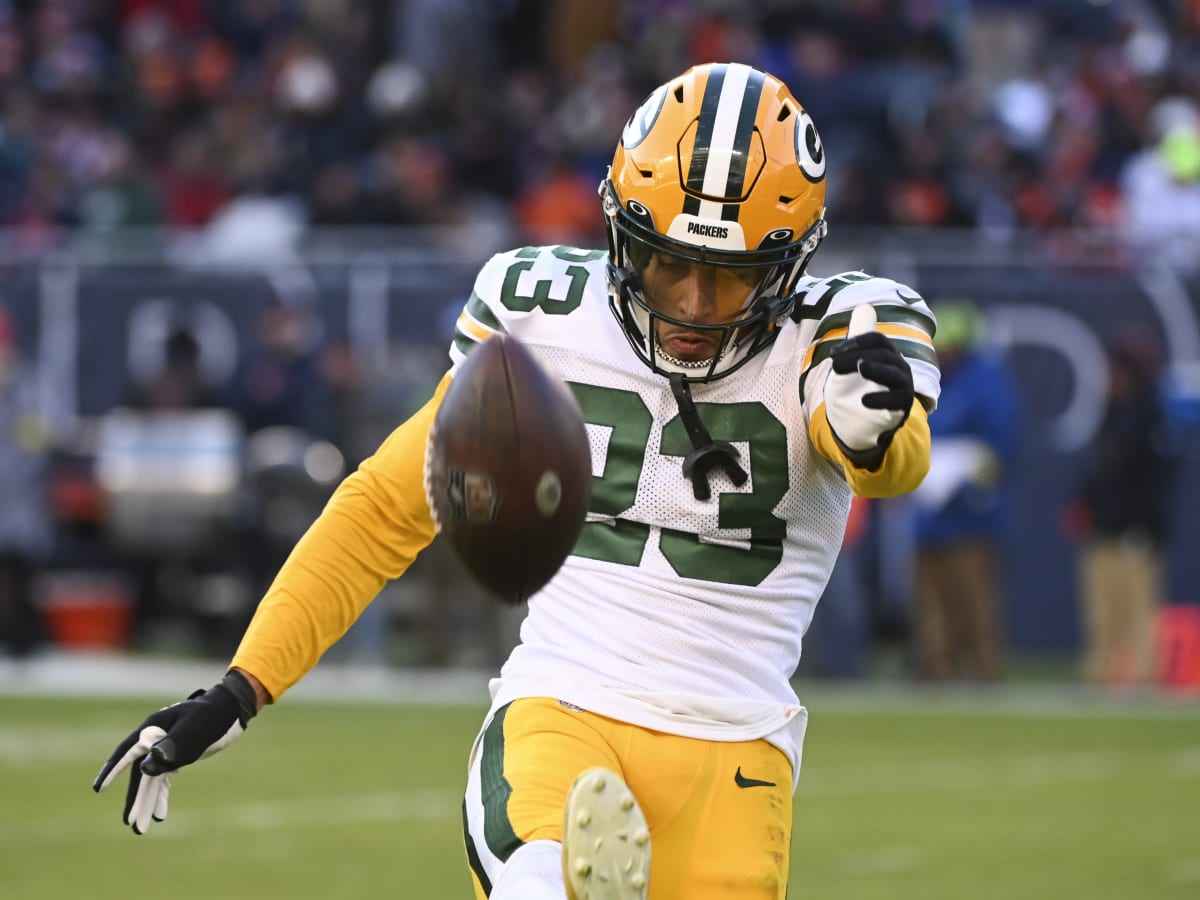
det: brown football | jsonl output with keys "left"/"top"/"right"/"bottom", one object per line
{"left": 424, "top": 334, "right": 592, "bottom": 604}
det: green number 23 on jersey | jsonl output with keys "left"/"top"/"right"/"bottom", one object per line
{"left": 566, "top": 382, "right": 789, "bottom": 587}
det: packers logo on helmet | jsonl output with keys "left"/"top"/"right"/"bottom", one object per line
{"left": 602, "top": 62, "right": 828, "bottom": 382}
{"left": 794, "top": 108, "right": 826, "bottom": 183}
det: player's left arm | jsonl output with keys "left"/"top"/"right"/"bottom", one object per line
{"left": 802, "top": 285, "right": 940, "bottom": 498}
{"left": 811, "top": 389, "right": 931, "bottom": 498}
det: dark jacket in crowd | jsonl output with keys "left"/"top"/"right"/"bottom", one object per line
{"left": 1076, "top": 349, "right": 1180, "bottom": 545}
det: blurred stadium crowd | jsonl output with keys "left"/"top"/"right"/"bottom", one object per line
{"left": 1, "top": 0, "right": 1199, "bottom": 689}
{"left": 2, "top": 0, "right": 1200, "bottom": 249}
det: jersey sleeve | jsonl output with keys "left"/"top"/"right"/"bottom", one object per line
{"left": 447, "top": 245, "right": 609, "bottom": 368}
{"left": 448, "top": 251, "right": 514, "bottom": 369}
{"left": 795, "top": 271, "right": 941, "bottom": 410}
{"left": 230, "top": 373, "right": 451, "bottom": 701}
{"left": 809, "top": 397, "right": 931, "bottom": 497}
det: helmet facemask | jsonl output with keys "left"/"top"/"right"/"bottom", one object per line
{"left": 603, "top": 179, "right": 826, "bottom": 383}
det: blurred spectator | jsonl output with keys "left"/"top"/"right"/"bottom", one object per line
{"left": 114, "top": 321, "right": 237, "bottom": 651}
{"left": 227, "top": 303, "right": 334, "bottom": 441}
{"left": 1063, "top": 326, "right": 1182, "bottom": 687}
{"left": 911, "top": 300, "right": 1020, "bottom": 682}
{"left": 125, "top": 325, "right": 219, "bottom": 411}
{"left": 804, "top": 496, "right": 873, "bottom": 679}
{"left": 515, "top": 157, "right": 603, "bottom": 247}
{"left": 0, "top": 0, "right": 1195, "bottom": 238}
{"left": 158, "top": 129, "right": 232, "bottom": 227}
{"left": 1119, "top": 97, "right": 1200, "bottom": 271}
{"left": 76, "top": 134, "right": 162, "bottom": 232}
{"left": 0, "top": 308, "right": 53, "bottom": 658}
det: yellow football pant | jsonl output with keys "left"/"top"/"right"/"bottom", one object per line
{"left": 462, "top": 696, "right": 793, "bottom": 899}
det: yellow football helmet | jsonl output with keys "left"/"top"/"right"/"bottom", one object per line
{"left": 602, "top": 62, "right": 828, "bottom": 381}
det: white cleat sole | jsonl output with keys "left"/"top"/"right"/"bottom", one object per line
{"left": 563, "top": 767, "right": 651, "bottom": 900}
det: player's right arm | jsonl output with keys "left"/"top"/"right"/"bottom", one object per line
{"left": 92, "top": 247, "right": 557, "bottom": 834}
{"left": 229, "top": 248, "right": 556, "bottom": 694}
{"left": 94, "top": 369, "right": 454, "bottom": 834}
{"left": 229, "top": 372, "right": 451, "bottom": 699}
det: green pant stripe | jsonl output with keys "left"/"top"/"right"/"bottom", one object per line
{"left": 462, "top": 798, "right": 493, "bottom": 896}
{"left": 480, "top": 704, "right": 521, "bottom": 861}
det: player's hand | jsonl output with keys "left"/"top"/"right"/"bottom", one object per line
{"left": 824, "top": 304, "right": 914, "bottom": 466}
{"left": 92, "top": 670, "right": 258, "bottom": 834}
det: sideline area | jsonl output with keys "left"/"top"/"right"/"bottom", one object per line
{"left": 0, "top": 650, "right": 490, "bottom": 705}
{"left": 1, "top": 649, "right": 1196, "bottom": 717}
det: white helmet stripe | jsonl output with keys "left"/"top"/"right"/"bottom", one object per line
{"left": 699, "top": 63, "right": 751, "bottom": 200}
{"left": 696, "top": 198, "right": 725, "bottom": 221}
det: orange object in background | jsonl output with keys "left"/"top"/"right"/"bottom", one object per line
{"left": 1157, "top": 605, "right": 1200, "bottom": 693}
{"left": 37, "top": 573, "right": 133, "bottom": 650}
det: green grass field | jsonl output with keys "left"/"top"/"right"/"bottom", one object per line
{"left": 2, "top": 687, "right": 1198, "bottom": 899}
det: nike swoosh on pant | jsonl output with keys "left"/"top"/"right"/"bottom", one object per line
{"left": 734, "top": 766, "right": 777, "bottom": 788}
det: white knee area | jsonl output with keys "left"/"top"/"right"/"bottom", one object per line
{"left": 489, "top": 839, "right": 567, "bottom": 900}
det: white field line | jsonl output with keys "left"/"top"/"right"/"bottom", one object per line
{"left": 1177, "top": 745, "right": 1200, "bottom": 776}
{"left": 828, "top": 844, "right": 921, "bottom": 876}
{"left": 0, "top": 727, "right": 122, "bottom": 765}
{"left": 0, "top": 787, "right": 459, "bottom": 849}
{"left": 2, "top": 743, "right": 1195, "bottom": 850}
{"left": 806, "top": 687, "right": 1200, "bottom": 720}
{"left": 1172, "top": 858, "right": 1200, "bottom": 885}
{"left": 799, "top": 746, "right": 1200, "bottom": 797}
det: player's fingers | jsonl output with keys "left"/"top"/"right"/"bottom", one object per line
{"left": 847, "top": 303, "right": 877, "bottom": 337}
{"left": 140, "top": 738, "right": 178, "bottom": 776}
{"left": 93, "top": 733, "right": 140, "bottom": 793}
{"left": 152, "top": 773, "right": 173, "bottom": 823}
{"left": 130, "top": 773, "right": 166, "bottom": 835}
{"left": 121, "top": 757, "right": 142, "bottom": 824}
{"left": 857, "top": 358, "right": 910, "bottom": 389}
{"left": 861, "top": 389, "right": 912, "bottom": 412}
{"left": 95, "top": 725, "right": 166, "bottom": 793}
{"left": 830, "top": 334, "right": 890, "bottom": 375}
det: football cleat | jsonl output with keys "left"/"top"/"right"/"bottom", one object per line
{"left": 563, "top": 767, "right": 651, "bottom": 900}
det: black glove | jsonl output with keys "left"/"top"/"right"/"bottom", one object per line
{"left": 824, "top": 305, "right": 914, "bottom": 469}
{"left": 93, "top": 669, "right": 258, "bottom": 834}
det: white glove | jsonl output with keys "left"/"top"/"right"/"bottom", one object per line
{"left": 823, "top": 304, "right": 914, "bottom": 456}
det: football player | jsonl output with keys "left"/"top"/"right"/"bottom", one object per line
{"left": 95, "top": 62, "right": 940, "bottom": 900}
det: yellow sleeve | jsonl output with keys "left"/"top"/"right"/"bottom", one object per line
{"left": 230, "top": 373, "right": 452, "bottom": 701}
{"left": 809, "top": 398, "right": 931, "bottom": 499}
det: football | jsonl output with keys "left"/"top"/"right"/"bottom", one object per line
{"left": 424, "top": 334, "right": 592, "bottom": 604}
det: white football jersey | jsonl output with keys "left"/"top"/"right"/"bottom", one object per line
{"left": 449, "top": 246, "right": 940, "bottom": 774}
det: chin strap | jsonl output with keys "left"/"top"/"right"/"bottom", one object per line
{"left": 668, "top": 373, "right": 748, "bottom": 501}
